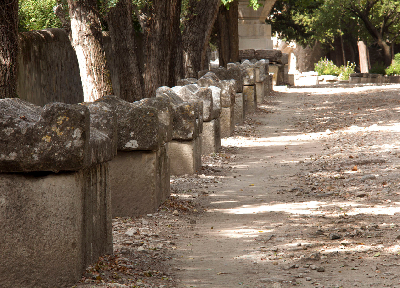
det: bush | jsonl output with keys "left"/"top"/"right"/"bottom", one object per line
{"left": 314, "top": 57, "right": 340, "bottom": 76}
{"left": 385, "top": 53, "right": 400, "bottom": 76}
{"left": 315, "top": 57, "right": 356, "bottom": 80}
{"left": 338, "top": 62, "right": 356, "bottom": 80}
{"left": 370, "top": 62, "right": 386, "bottom": 75}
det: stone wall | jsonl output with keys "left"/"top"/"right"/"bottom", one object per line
{"left": 17, "top": 29, "right": 132, "bottom": 106}
{"left": 17, "top": 29, "right": 84, "bottom": 106}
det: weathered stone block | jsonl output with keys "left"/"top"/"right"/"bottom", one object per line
{"left": 169, "top": 137, "right": 202, "bottom": 175}
{"left": 255, "top": 59, "right": 269, "bottom": 82}
{"left": 208, "top": 86, "right": 222, "bottom": 120}
{"left": 176, "top": 78, "right": 197, "bottom": 86}
{"left": 197, "top": 72, "right": 236, "bottom": 108}
{"left": 156, "top": 87, "right": 203, "bottom": 141}
{"left": 139, "top": 96, "right": 174, "bottom": 144}
{"left": 197, "top": 71, "right": 221, "bottom": 87}
{"left": 220, "top": 80, "right": 236, "bottom": 108}
{"left": 239, "top": 49, "right": 255, "bottom": 60}
{"left": 0, "top": 163, "right": 112, "bottom": 288}
{"left": 96, "top": 95, "right": 161, "bottom": 151}
{"left": 0, "top": 98, "right": 90, "bottom": 173}
{"left": 83, "top": 101, "right": 118, "bottom": 165}
{"left": 172, "top": 84, "right": 213, "bottom": 122}
{"left": 109, "top": 143, "right": 170, "bottom": 218}
{"left": 281, "top": 53, "right": 289, "bottom": 65}
{"left": 220, "top": 107, "right": 235, "bottom": 138}
{"left": 256, "top": 82, "right": 264, "bottom": 104}
{"left": 226, "top": 65, "right": 244, "bottom": 93}
{"left": 255, "top": 49, "right": 282, "bottom": 62}
{"left": 234, "top": 93, "right": 245, "bottom": 125}
{"left": 264, "top": 77, "right": 272, "bottom": 98}
{"left": 243, "top": 85, "right": 256, "bottom": 114}
{"left": 269, "top": 64, "right": 285, "bottom": 86}
{"left": 202, "top": 119, "right": 221, "bottom": 155}
{"left": 240, "top": 60, "right": 256, "bottom": 86}
{"left": 199, "top": 66, "right": 244, "bottom": 93}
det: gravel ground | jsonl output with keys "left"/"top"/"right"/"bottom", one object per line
{"left": 74, "top": 84, "right": 400, "bottom": 288}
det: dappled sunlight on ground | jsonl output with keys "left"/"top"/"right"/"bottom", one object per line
{"left": 278, "top": 84, "right": 400, "bottom": 95}
{"left": 209, "top": 200, "right": 400, "bottom": 216}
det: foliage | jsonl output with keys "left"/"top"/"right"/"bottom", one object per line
{"left": 385, "top": 54, "right": 400, "bottom": 76}
{"left": 266, "top": 0, "right": 324, "bottom": 46}
{"left": 268, "top": 0, "right": 400, "bottom": 50}
{"left": 370, "top": 62, "right": 386, "bottom": 75}
{"left": 221, "top": 0, "right": 261, "bottom": 9}
{"left": 19, "top": 0, "right": 63, "bottom": 31}
{"left": 314, "top": 57, "right": 340, "bottom": 76}
{"left": 314, "top": 57, "right": 355, "bottom": 80}
{"left": 338, "top": 62, "right": 356, "bottom": 80}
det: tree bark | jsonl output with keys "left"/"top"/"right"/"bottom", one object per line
{"left": 0, "top": 0, "right": 18, "bottom": 99}
{"left": 216, "top": 1, "right": 239, "bottom": 68}
{"left": 182, "top": 0, "right": 221, "bottom": 78}
{"left": 67, "top": 0, "right": 113, "bottom": 102}
{"left": 140, "top": 0, "right": 182, "bottom": 99}
{"left": 107, "top": 0, "right": 143, "bottom": 102}
{"left": 167, "top": 0, "right": 184, "bottom": 87}
{"left": 378, "top": 39, "right": 392, "bottom": 67}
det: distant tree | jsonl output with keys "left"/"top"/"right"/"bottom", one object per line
{"left": 266, "top": 0, "right": 324, "bottom": 46}
{"left": 268, "top": 0, "right": 400, "bottom": 66}
{"left": 0, "top": 0, "right": 19, "bottom": 99}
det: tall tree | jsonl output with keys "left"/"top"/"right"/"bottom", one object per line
{"left": 0, "top": 0, "right": 19, "bottom": 99}
{"left": 344, "top": 0, "right": 400, "bottom": 66}
{"left": 215, "top": 0, "right": 239, "bottom": 68}
{"left": 107, "top": 0, "right": 143, "bottom": 101}
{"left": 167, "top": 0, "right": 184, "bottom": 87}
{"left": 67, "top": 0, "right": 113, "bottom": 102}
{"left": 182, "top": 0, "right": 221, "bottom": 78}
{"left": 134, "top": 0, "right": 182, "bottom": 98}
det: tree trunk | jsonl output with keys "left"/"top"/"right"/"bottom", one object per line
{"left": 67, "top": 0, "right": 113, "bottom": 102}
{"left": 216, "top": 1, "right": 239, "bottom": 68}
{"left": 167, "top": 0, "right": 184, "bottom": 87}
{"left": 358, "top": 41, "right": 369, "bottom": 73}
{"left": 140, "top": 0, "right": 182, "bottom": 98}
{"left": 378, "top": 39, "right": 392, "bottom": 67}
{"left": 0, "top": 0, "right": 18, "bottom": 99}
{"left": 182, "top": 0, "right": 221, "bottom": 78}
{"left": 108, "top": 0, "right": 143, "bottom": 102}
{"left": 340, "top": 33, "right": 346, "bottom": 66}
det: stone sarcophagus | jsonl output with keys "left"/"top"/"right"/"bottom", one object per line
{"left": 0, "top": 98, "right": 115, "bottom": 288}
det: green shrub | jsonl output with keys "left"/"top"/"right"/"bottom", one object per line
{"left": 314, "top": 57, "right": 340, "bottom": 76}
{"left": 19, "top": 0, "right": 63, "bottom": 32}
{"left": 370, "top": 62, "right": 386, "bottom": 75}
{"left": 314, "top": 57, "right": 356, "bottom": 80}
{"left": 338, "top": 62, "right": 356, "bottom": 80}
{"left": 385, "top": 53, "right": 400, "bottom": 76}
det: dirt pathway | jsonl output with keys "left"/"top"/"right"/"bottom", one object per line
{"left": 171, "top": 84, "right": 400, "bottom": 288}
